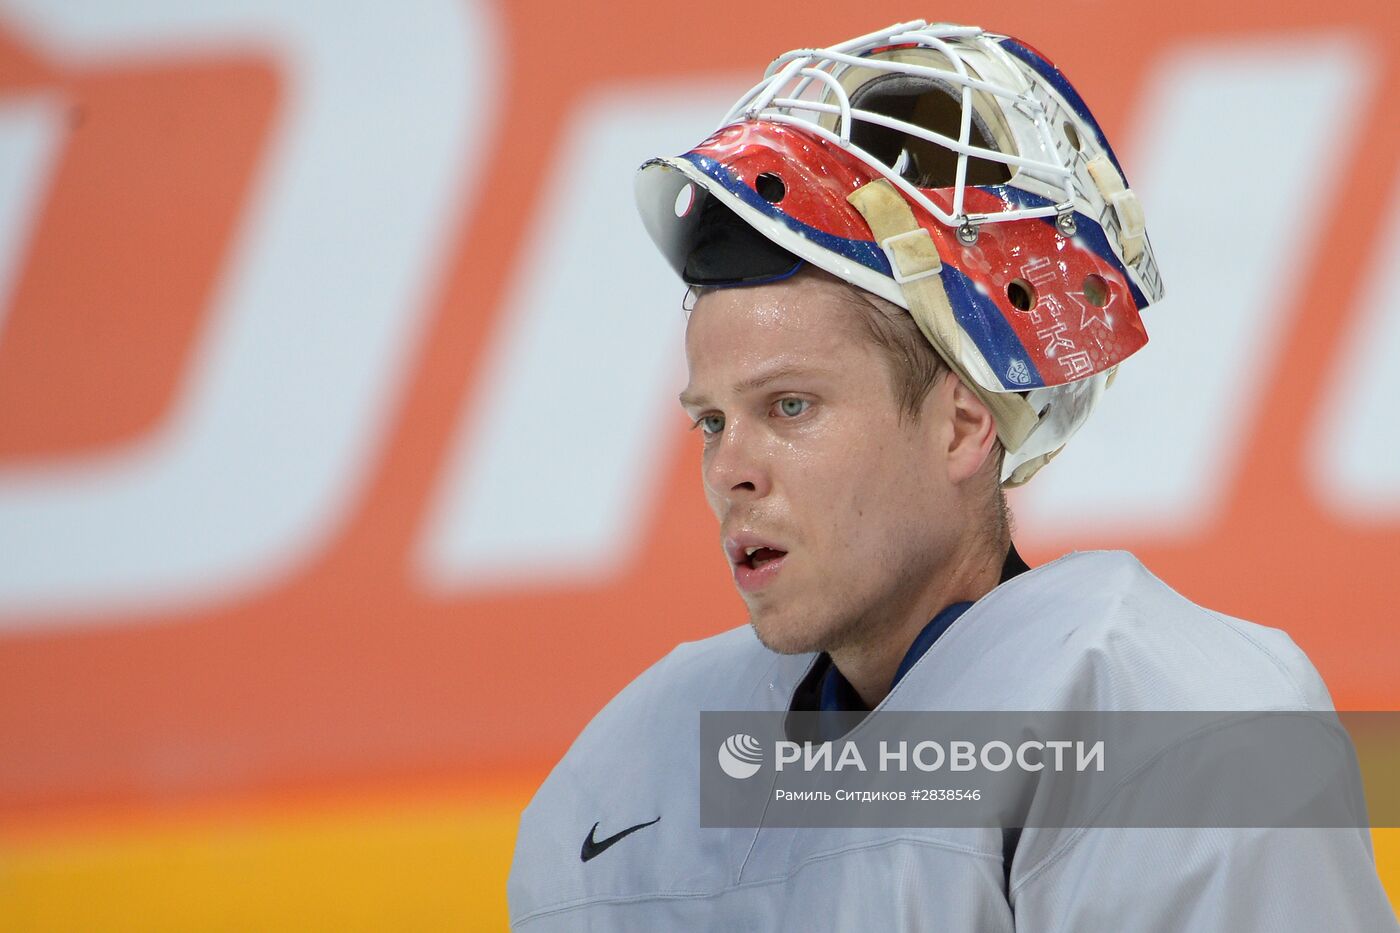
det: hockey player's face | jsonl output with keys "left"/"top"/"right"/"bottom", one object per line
{"left": 681, "top": 273, "right": 966, "bottom": 655}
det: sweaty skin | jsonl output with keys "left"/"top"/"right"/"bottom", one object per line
{"left": 679, "top": 271, "right": 1008, "bottom": 707}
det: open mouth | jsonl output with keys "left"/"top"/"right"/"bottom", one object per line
{"left": 727, "top": 538, "right": 790, "bottom": 593}
{"left": 741, "top": 545, "right": 787, "bottom": 570}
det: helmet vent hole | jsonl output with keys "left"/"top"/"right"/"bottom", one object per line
{"left": 673, "top": 182, "right": 696, "bottom": 218}
{"left": 1063, "top": 121, "right": 1082, "bottom": 151}
{"left": 1007, "top": 279, "right": 1036, "bottom": 312}
{"left": 1083, "top": 274, "right": 1110, "bottom": 307}
{"left": 755, "top": 172, "right": 786, "bottom": 203}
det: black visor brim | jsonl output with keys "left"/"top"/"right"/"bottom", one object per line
{"left": 681, "top": 192, "right": 804, "bottom": 287}
{"left": 635, "top": 159, "right": 803, "bottom": 289}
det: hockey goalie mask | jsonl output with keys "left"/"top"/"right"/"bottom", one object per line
{"left": 635, "top": 21, "right": 1164, "bottom": 485}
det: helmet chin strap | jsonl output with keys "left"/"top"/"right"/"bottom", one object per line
{"left": 846, "top": 178, "right": 1049, "bottom": 485}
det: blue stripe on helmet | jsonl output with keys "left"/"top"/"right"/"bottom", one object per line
{"left": 681, "top": 153, "right": 893, "bottom": 276}
{"left": 939, "top": 262, "right": 1047, "bottom": 390}
{"left": 997, "top": 38, "right": 1130, "bottom": 183}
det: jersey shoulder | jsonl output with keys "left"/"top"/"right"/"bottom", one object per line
{"left": 907, "top": 550, "right": 1334, "bottom": 711}
{"left": 540, "top": 622, "right": 790, "bottom": 782}
{"left": 509, "top": 625, "right": 806, "bottom": 925}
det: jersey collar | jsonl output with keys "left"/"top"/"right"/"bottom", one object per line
{"left": 790, "top": 542, "right": 1031, "bottom": 717}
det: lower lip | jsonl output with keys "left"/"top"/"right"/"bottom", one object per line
{"left": 734, "top": 553, "right": 788, "bottom": 593}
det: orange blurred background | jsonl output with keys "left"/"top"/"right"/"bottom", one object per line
{"left": 1, "top": 1, "right": 1397, "bottom": 929}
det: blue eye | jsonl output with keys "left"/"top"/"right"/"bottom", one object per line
{"left": 776, "top": 398, "right": 808, "bottom": 417}
{"left": 697, "top": 413, "right": 725, "bottom": 435}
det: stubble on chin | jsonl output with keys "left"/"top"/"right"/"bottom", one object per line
{"left": 745, "top": 598, "right": 870, "bottom": 657}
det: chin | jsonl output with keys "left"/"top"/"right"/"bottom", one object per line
{"left": 747, "top": 604, "right": 836, "bottom": 656}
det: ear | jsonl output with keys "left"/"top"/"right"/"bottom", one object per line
{"left": 945, "top": 374, "right": 999, "bottom": 485}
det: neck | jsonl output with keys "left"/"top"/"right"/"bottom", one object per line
{"left": 830, "top": 531, "right": 1009, "bottom": 708}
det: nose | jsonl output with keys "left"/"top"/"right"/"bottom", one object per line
{"left": 704, "top": 418, "right": 772, "bottom": 504}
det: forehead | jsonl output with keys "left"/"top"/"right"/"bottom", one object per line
{"left": 683, "top": 275, "right": 871, "bottom": 374}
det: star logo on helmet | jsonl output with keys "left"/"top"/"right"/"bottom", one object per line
{"left": 1072, "top": 289, "right": 1114, "bottom": 332}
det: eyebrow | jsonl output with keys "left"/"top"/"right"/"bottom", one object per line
{"left": 678, "top": 363, "right": 831, "bottom": 409}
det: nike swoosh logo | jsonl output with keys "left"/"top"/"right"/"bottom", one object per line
{"left": 580, "top": 816, "right": 660, "bottom": 862}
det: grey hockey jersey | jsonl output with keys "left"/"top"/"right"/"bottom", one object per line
{"left": 508, "top": 550, "right": 1398, "bottom": 931}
